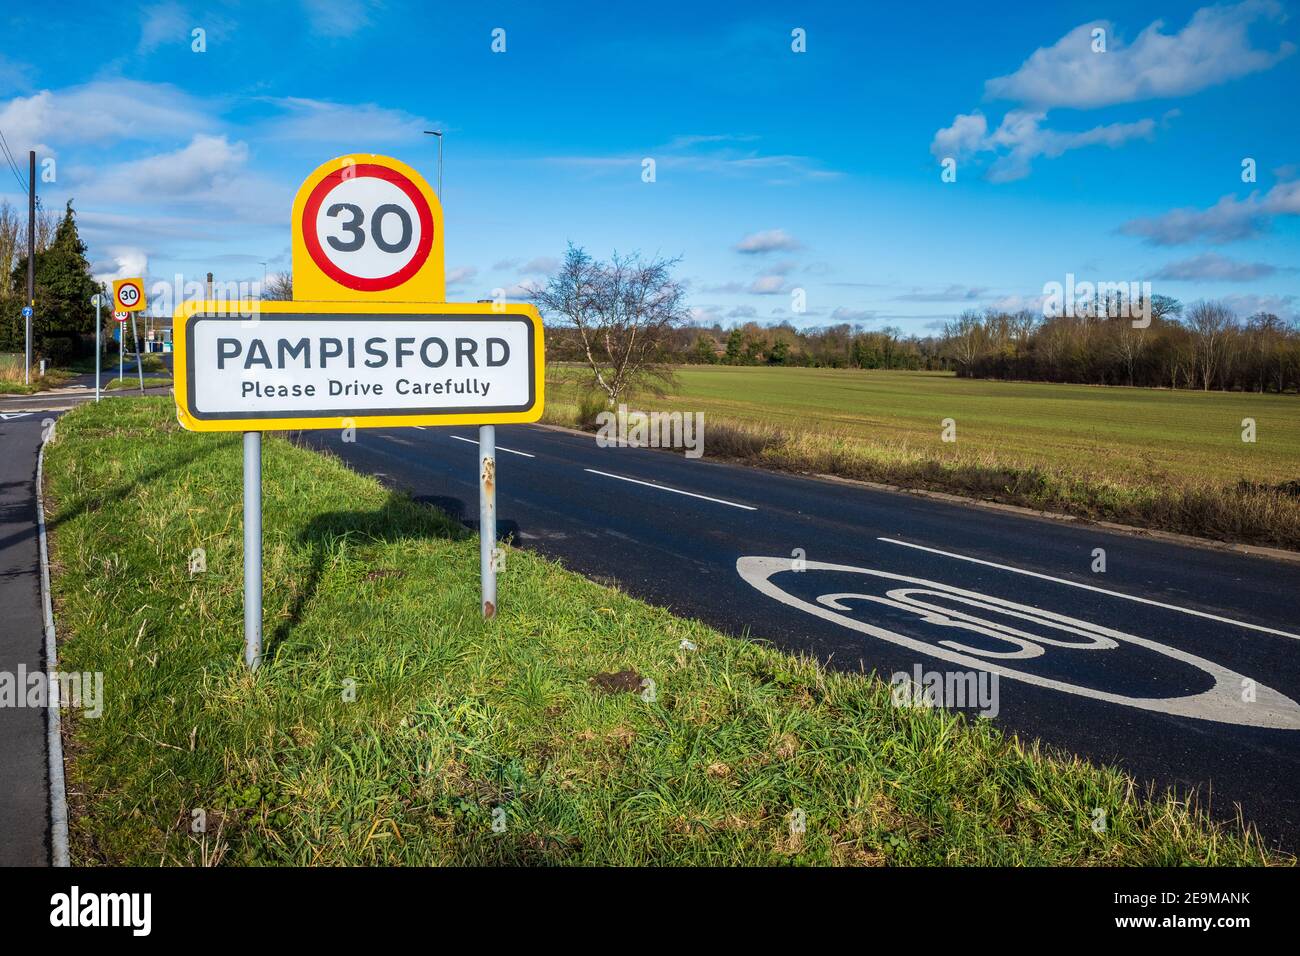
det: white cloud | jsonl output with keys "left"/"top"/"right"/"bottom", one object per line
{"left": 139, "top": 2, "right": 189, "bottom": 53}
{"left": 932, "top": 109, "right": 1154, "bottom": 181}
{"left": 830, "top": 307, "right": 876, "bottom": 322}
{"left": 447, "top": 266, "right": 478, "bottom": 286}
{"left": 895, "top": 284, "right": 989, "bottom": 302}
{"left": 522, "top": 256, "right": 559, "bottom": 274}
{"left": 502, "top": 280, "right": 543, "bottom": 298}
{"left": 84, "top": 134, "right": 249, "bottom": 200}
{"left": 986, "top": 293, "right": 1050, "bottom": 314}
{"left": 301, "top": 0, "right": 375, "bottom": 37}
{"left": 548, "top": 138, "right": 838, "bottom": 184}
{"left": 734, "top": 229, "right": 801, "bottom": 254}
{"left": 986, "top": 2, "right": 1294, "bottom": 110}
{"left": 689, "top": 305, "right": 725, "bottom": 324}
{"left": 260, "top": 97, "right": 434, "bottom": 143}
{"left": 1147, "top": 252, "right": 1285, "bottom": 282}
{"left": 749, "top": 274, "right": 787, "bottom": 294}
{"left": 1120, "top": 180, "right": 1300, "bottom": 245}
{"left": 0, "top": 79, "right": 213, "bottom": 151}
{"left": 1220, "top": 293, "right": 1297, "bottom": 320}
{"left": 91, "top": 246, "right": 149, "bottom": 285}
{"left": 931, "top": 2, "right": 1291, "bottom": 181}
{"left": 930, "top": 112, "right": 987, "bottom": 160}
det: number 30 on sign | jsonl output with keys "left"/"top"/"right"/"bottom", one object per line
{"left": 292, "top": 154, "right": 446, "bottom": 302}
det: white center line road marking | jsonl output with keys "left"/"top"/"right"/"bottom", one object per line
{"left": 450, "top": 434, "right": 535, "bottom": 458}
{"left": 878, "top": 536, "right": 1300, "bottom": 640}
{"left": 584, "top": 468, "right": 757, "bottom": 511}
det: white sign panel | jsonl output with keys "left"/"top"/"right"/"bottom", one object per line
{"left": 184, "top": 313, "right": 537, "bottom": 424}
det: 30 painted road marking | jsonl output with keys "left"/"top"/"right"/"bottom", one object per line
{"left": 879, "top": 537, "right": 1300, "bottom": 641}
{"left": 450, "top": 434, "right": 535, "bottom": 458}
{"left": 737, "top": 556, "right": 1300, "bottom": 729}
{"left": 584, "top": 468, "right": 756, "bottom": 511}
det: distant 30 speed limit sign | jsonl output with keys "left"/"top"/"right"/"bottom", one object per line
{"left": 113, "top": 277, "right": 146, "bottom": 312}
{"left": 291, "top": 155, "right": 446, "bottom": 302}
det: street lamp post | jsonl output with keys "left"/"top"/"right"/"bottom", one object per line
{"left": 423, "top": 130, "right": 443, "bottom": 199}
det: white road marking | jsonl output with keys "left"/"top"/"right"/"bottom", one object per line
{"left": 584, "top": 468, "right": 757, "bottom": 510}
{"left": 450, "top": 434, "right": 535, "bottom": 458}
{"left": 0, "top": 412, "right": 32, "bottom": 420}
{"left": 737, "top": 556, "right": 1300, "bottom": 729}
{"left": 413, "top": 425, "right": 426, "bottom": 430}
{"left": 878, "top": 536, "right": 1300, "bottom": 641}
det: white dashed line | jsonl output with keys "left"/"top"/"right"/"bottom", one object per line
{"left": 450, "top": 434, "right": 535, "bottom": 458}
{"left": 584, "top": 468, "right": 756, "bottom": 511}
{"left": 878, "top": 536, "right": 1300, "bottom": 640}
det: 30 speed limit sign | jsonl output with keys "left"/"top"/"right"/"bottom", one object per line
{"left": 291, "top": 154, "right": 445, "bottom": 302}
{"left": 113, "top": 310, "right": 129, "bottom": 324}
{"left": 113, "top": 277, "right": 147, "bottom": 312}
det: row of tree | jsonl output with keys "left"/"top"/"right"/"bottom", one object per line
{"left": 538, "top": 245, "right": 1300, "bottom": 402}
{"left": 0, "top": 199, "right": 99, "bottom": 365}
{"left": 677, "top": 322, "right": 949, "bottom": 370}
{"left": 940, "top": 302, "right": 1300, "bottom": 392}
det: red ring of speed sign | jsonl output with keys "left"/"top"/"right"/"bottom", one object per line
{"left": 114, "top": 311, "right": 129, "bottom": 323}
{"left": 115, "top": 280, "right": 142, "bottom": 310}
{"left": 300, "top": 163, "right": 435, "bottom": 292}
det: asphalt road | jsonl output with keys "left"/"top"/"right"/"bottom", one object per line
{"left": 0, "top": 413, "right": 52, "bottom": 865}
{"left": 299, "top": 422, "right": 1300, "bottom": 849}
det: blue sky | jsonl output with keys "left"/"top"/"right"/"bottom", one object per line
{"left": 1, "top": 0, "right": 1297, "bottom": 330}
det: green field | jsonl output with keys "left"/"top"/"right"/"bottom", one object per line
{"left": 552, "top": 367, "right": 1299, "bottom": 484}
{"left": 544, "top": 367, "right": 1300, "bottom": 548}
{"left": 43, "top": 399, "right": 1281, "bottom": 865}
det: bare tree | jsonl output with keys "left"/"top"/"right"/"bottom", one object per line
{"left": 532, "top": 244, "right": 689, "bottom": 405}
{"left": 1185, "top": 300, "right": 1237, "bottom": 391}
{"left": 262, "top": 271, "right": 293, "bottom": 300}
{"left": 942, "top": 310, "right": 988, "bottom": 373}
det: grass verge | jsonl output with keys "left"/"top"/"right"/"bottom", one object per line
{"left": 45, "top": 398, "right": 1285, "bottom": 865}
{"left": 105, "top": 376, "right": 173, "bottom": 390}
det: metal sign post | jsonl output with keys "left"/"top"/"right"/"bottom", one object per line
{"left": 90, "top": 295, "right": 102, "bottom": 402}
{"left": 243, "top": 431, "right": 262, "bottom": 670}
{"left": 479, "top": 424, "right": 496, "bottom": 617}
{"left": 21, "top": 306, "right": 32, "bottom": 384}
{"left": 129, "top": 310, "right": 145, "bottom": 394}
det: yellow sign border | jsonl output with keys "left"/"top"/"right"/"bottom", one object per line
{"left": 113, "top": 277, "right": 147, "bottom": 313}
{"left": 173, "top": 300, "right": 545, "bottom": 432}
{"left": 290, "top": 154, "right": 446, "bottom": 303}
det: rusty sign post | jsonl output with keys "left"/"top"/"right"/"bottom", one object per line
{"left": 478, "top": 424, "right": 496, "bottom": 617}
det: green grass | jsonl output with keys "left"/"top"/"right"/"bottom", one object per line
{"left": 104, "top": 376, "right": 173, "bottom": 390}
{"left": 44, "top": 398, "right": 1285, "bottom": 866}
{"left": 544, "top": 366, "right": 1300, "bottom": 549}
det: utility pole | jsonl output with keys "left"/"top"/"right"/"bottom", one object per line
{"left": 25, "top": 150, "right": 34, "bottom": 385}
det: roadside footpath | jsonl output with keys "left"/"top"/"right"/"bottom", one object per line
{"left": 0, "top": 413, "right": 52, "bottom": 865}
